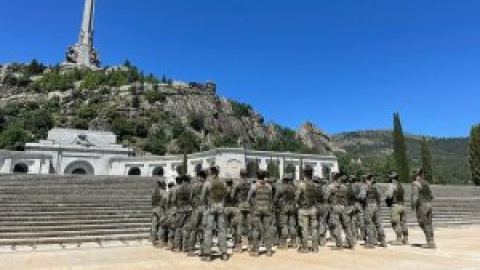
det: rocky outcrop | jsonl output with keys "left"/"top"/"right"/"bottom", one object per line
{"left": 297, "top": 122, "right": 336, "bottom": 155}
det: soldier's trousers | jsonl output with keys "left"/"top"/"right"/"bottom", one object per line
{"left": 351, "top": 203, "right": 365, "bottom": 240}
{"left": 251, "top": 209, "right": 275, "bottom": 252}
{"left": 203, "top": 205, "right": 228, "bottom": 255}
{"left": 390, "top": 204, "right": 408, "bottom": 239}
{"left": 364, "top": 204, "right": 385, "bottom": 245}
{"left": 188, "top": 206, "right": 205, "bottom": 252}
{"left": 278, "top": 209, "right": 297, "bottom": 241}
{"left": 174, "top": 211, "right": 192, "bottom": 252}
{"left": 224, "top": 207, "right": 240, "bottom": 241}
{"left": 151, "top": 207, "right": 163, "bottom": 243}
{"left": 316, "top": 205, "right": 329, "bottom": 243}
{"left": 233, "top": 210, "right": 251, "bottom": 246}
{"left": 329, "top": 205, "right": 354, "bottom": 247}
{"left": 416, "top": 202, "right": 434, "bottom": 241}
{"left": 298, "top": 207, "right": 318, "bottom": 250}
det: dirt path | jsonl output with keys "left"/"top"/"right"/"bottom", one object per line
{"left": 1, "top": 226, "right": 479, "bottom": 270}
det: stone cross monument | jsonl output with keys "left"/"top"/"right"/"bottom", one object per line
{"left": 65, "top": 0, "right": 100, "bottom": 68}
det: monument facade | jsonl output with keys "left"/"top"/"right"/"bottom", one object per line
{"left": 0, "top": 129, "right": 339, "bottom": 182}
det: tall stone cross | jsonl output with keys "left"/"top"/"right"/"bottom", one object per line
{"left": 65, "top": 0, "right": 100, "bottom": 68}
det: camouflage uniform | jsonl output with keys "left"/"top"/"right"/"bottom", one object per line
{"left": 274, "top": 175, "right": 297, "bottom": 249}
{"left": 151, "top": 179, "right": 167, "bottom": 246}
{"left": 350, "top": 179, "right": 366, "bottom": 241}
{"left": 314, "top": 178, "right": 329, "bottom": 246}
{"left": 296, "top": 179, "right": 318, "bottom": 252}
{"left": 326, "top": 178, "right": 355, "bottom": 249}
{"left": 165, "top": 183, "right": 177, "bottom": 250}
{"left": 385, "top": 176, "right": 408, "bottom": 245}
{"left": 231, "top": 176, "right": 252, "bottom": 252}
{"left": 360, "top": 179, "right": 386, "bottom": 248}
{"left": 248, "top": 180, "right": 275, "bottom": 256}
{"left": 200, "top": 176, "right": 229, "bottom": 261}
{"left": 187, "top": 176, "right": 207, "bottom": 255}
{"left": 171, "top": 176, "right": 194, "bottom": 252}
{"left": 412, "top": 175, "right": 435, "bottom": 248}
{"left": 224, "top": 179, "right": 240, "bottom": 247}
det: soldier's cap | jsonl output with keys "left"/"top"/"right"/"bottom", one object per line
{"left": 303, "top": 166, "right": 314, "bottom": 173}
{"left": 340, "top": 175, "right": 349, "bottom": 182}
{"left": 364, "top": 173, "right": 374, "bottom": 179}
{"left": 209, "top": 166, "right": 219, "bottom": 173}
{"left": 389, "top": 172, "right": 399, "bottom": 179}
{"left": 182, "top": 175, "right": 191, "bottom": 183}
{"left": 313, "top": 176, "right": 321, "bottom": 183}
{"left": 349, "top": 175, "right": 357, "bottom": 181}
{"left": 239, "top": 168, "right": 248, "bottom": 175}
{"left": 415, "top": 168, "right": 424, "bottom": 176}
{"left": 225, "top": 178, "right": 233, "bottom": 183}
{"left": 167, "top": 182, "right": 175, "bottom": 187}
{"left": 282, "top": 173, "right": 294, "bottom": 180}
{"left": 175, "top": 175, "right": 184, "bottom": 183}
{"left": 331, "top": 172, "right": 341, "bottom": 180}
{"left": 257, "top": 170, "right": 268, "bottom": 180}
{"left": 197, "top": 170, "right": 207, "bottom": 179}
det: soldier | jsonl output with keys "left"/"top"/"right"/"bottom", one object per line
{"left": 171, "top": 175, "right": 194, "bottom": 252}
{"left": 314, "top": 177, "right": 329, "bottom": 247}
{"left": 411, "top": 169, "right": 436, "bottom": 249}
{"left": 247, "top": 170, "right": 275, "bottom": 257}
{"left": 295, "top": 167, "right": 318, "bottom": 253}
{"left": 165, "top": 181, "right": 177, "bottom": 250}
{"left": 151, "top": 178, "right": 166, "bottom": 246}
{"left": 200, "top": 166, "right": 229, "bottom": 261}
{"left": 326, "top": 173, "right": 355, "bottom": 250}
{"left": 360, "top": 174, "right": 386, "bottom": 249}
{"left": 350, "top": 175, "right": 366, "bottom": 241}
{"left": 274, "top": 173, "right": 298, "bottom": 249}
{"left": 385, "top": 172, "right": 409, "bottom": 245}
{"left": 224, "top": 178, "right": 240, "bottom": 250}
{"left": 231, "top": 169, "right": 252, "bottom": 253}
{"left": 187, "top": 170, "right": 207, "bottom": 256}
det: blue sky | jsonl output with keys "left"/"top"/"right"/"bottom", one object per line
{"left": 1, "top": 0, "right": 479, "bottom": 137}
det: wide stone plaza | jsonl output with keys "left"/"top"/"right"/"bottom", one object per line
{"left": 0, "top": 226, "right": 479, "bottom": 270}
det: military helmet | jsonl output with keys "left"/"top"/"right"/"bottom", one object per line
{"left": 197, "top": 169, "right": 207, "bottom": 179}
{"left": 389, "top": 172, "right": 399, "bottom": 179}
{"left": 239, "top": 168, "right": 248, "bottom": 176}
{"left": 167, "top": 182, "right": 175, "bottom": 188}
{"left": 175, "top": 175, "right": 184, "bottom": 185}
{"left": 283, "top": 173, "right": 294, "bottom": 181}
{"left": 313, "top": 176, "right": 321, "bottom": 183}
{"left": 257, "top": 170, "right": 268, "bottom": 180}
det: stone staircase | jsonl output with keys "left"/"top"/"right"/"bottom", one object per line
{"left": 0, "top": 175, "right": 154, "bottom": 246}
{"left": 0, "top": 175, "right": 479, "bottom": 247}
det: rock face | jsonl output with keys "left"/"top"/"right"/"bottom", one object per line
{"left": 297, "top": 122, "right": 335, "bottom": 155}
{"left": 0, "top": 62, "right": 337, "bottom": 155}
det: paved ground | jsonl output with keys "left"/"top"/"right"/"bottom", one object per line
{"left": 1, "top": 226, "right": 479, "bottom": 270}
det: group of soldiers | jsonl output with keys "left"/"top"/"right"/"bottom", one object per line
{"left": 151, "top": 166, "right": 436, "bottom": 262}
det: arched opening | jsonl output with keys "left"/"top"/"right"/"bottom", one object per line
{"left": 72, "top": 168, "right": 87, "bottom": 175}
{"left": 128, "top": 167, "right": 141, "bottom": 176}
{"left": 64, "top": 161, "right": 95, "bottom": 176}
{"left": 285, "top": 164, "right": 296, "bottom": 180}
{"left": 13, "top": 163, "right": 29, "bottom": 174}
{"left": 195, "top": 164, "right": 203, "bottom": 176}
{"left": 152, "top": 167, "right": 164, "bottom": 177}
{"left": 303, "top": 164, "right": 314, "bottom": 179}
{"left": 267, "top": 160, "right": 279, "bottom": 179}
{"left": 246, "top": 161, "right": 259, "bottom": 179}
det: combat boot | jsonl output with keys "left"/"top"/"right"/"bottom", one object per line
{"left": 250, "top": 250, "right": 260, "bottom": 257}
{"left": 234, "top": 243, "right": 243, "bottom": 253}
{"left": 187, "top": 251, "right": 196, "bottom": 257}
{"left": 221, "top": 253, "right": 230, "bottom": 261}
{"left": 266, "top": 250, "right": 274, "bottom": 257}
{"left": 278, "top": 238, "right": 287, "bottom": 249}
{"left": 312, "top": 240, "right": 319, "bottom": 253}
{"left": 201, "top": 255, "right": 212, "bottom": 262}
{"left": 391, "top": 234, "right": 404, "bottom": 245}
{"left": 364, "top": 243, "right": 376, "bottom": 249}
{"left": 319, "top": 236, "right": 327, "bottom": 247}
{"left": 290, "top": 237, "right": 298, "bottom": 249}
{"left": 402, "top": 233, "right": 409, "bottom": 245}
{"left": 379, "top": 240, "right": 387, "bottom": 248}
{"left": 331, "top": 245, "right": 344, "bottom": 251}
{"left": 426, "top": 239, "right": 436, "bottom": 249}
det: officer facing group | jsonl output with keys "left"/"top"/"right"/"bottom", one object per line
{"left": 151, "top": 166, "right": 436, "bottom": 262}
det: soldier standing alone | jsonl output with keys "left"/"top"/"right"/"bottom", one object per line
{"left": 411, "top": 169, "right": 436, "bottom": 249}
{"left": 385, "top": 172, "right": 409, "bottom": 245}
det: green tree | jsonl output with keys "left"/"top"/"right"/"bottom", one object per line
{"left": 393, "top": 113, "right": 411, "bottom": 183}
{"left": 469, "top": 124, "right": 480, "bottom": 186}
{"left": 143, "top": 130, "right": 167, "bottom": 155}
{"left": 421, "top": 137, "right": 434, "bottom": 183}
{"left": 177, "top": 130, "right": 200, "bottom": 154}
{"left": 0, "top": 123, "right": 32, "bottom": 151}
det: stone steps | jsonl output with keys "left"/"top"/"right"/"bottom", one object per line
{"left": 0, "top": 214, "right": 149, "bottom": 222}
{"left": 0, "top": 228, "right": 149, "bottom": 240}
{"left": 0, "top": 219, "right": 150, "bottom": 227}
{"left": 0, "top": 233, "right": 149, "bottom": 246}
{"left": 0, "top": 223, "right": 150, "bottom": 233}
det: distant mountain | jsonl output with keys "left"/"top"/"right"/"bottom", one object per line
{"left": 332, "top": 130, "right": 471, "bottom": 185}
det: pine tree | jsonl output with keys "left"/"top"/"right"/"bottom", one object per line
{"left": 393, "top": 113, "right": 411, "bottom": 183}
{"left": 421, "top": 137, "right": 434, "bottom": 183}
{"left": 469, "top": 124, "right": 480, "bottom": 186}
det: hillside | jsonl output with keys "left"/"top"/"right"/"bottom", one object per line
{"left": 0, "top": 60, "right": 334, "bottom": 156}
{"left": 332, "top": 130, "right": 471, "bottom": 185}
